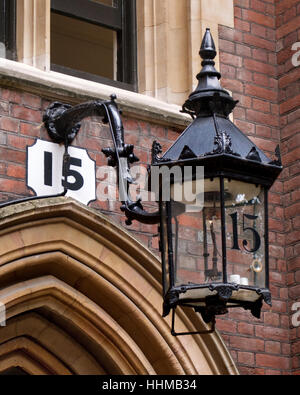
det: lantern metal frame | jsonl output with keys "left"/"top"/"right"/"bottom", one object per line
{"left": 34, "top": 28, "right": 283, "bottom": 336}
{"left": 159, "top": 183, "right": 271, "bottom": 327}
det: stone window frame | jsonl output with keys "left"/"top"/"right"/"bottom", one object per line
{"left": 0, "top": 0, "right": 234, "bottom": 122}
{"left": 137, "top": 0, "right": 234, "bottom": 105}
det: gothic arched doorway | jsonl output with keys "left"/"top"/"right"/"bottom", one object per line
{"left": 0, "top": 197, "right": 237, "bottom": 375}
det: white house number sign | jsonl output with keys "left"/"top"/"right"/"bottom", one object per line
{"left": 27, "top": 139, "right": 96, "bottom": 205}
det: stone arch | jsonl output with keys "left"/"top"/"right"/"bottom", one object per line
{"left": 0, "top": 335, "right": 73, "bottom": 375}
{"left": 0, "top": 197, "right": 237, "bottom": 375}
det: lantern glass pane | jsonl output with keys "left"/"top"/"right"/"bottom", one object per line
{"left": 224, "top": 179, "right": 265, "bottom": 289}
{"left": 169, "top": 177, "right": 224, "bottom": 289}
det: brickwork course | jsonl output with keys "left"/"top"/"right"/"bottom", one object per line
{"left": 218, "top": 0, "right": 300, "bottom": 374}
{"left": 0, "top": 0, "right": 299, "bottom": 375}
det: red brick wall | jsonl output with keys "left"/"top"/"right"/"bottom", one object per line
{"left": 0, "top": 0, "right": 299, "bottom": 376}
{"left": 276, "top": 0, "right": 300, "bottom": 375}
{"left": 0, "top": 88, "right": 42, "bottom": 201}
{"left": 0, "top": 86, "right": 181, "bottom": 257}
{"left": 218, "top": 0, "right": 300, "bottom": 375}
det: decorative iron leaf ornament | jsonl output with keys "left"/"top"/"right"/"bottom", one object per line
{"left": 178, "top": 145, "right": 197, "bottom": 160}
{"left": 246, "top": 146, "right": 262, "bottom": 162}
{"left": 151, "top": 141, "right": 171, "bottom": 164}
{"left": 102, "top": 147, "right": 117, "bottom": 167}
{"left": 214, "top": 130, "right": 232, "bottom": 154}
{"left": 206, "top": 129, "right": 240, "bottom": 157}
{"left": 269, "top": 144, "right": 282, "bottom": 166}
{"left": 43, "top": 101, "right": 81, "bottom": 144}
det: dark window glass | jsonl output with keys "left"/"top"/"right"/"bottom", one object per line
{"left": 51, "top": 0, "right": 137, "bottom": 91}
{"left": 0, "top": 0, "right": 16, "bottom": 60}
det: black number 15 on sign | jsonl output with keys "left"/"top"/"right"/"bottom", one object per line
{"left": 44, "top": 151, "right": 84, "bottom": 191}
{"left": 27, "top": 139, "right": 96, "bottom": 205}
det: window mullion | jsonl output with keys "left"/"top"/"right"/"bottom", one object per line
{"left": 119, "top": 0, "right": 137, "bottom": 89}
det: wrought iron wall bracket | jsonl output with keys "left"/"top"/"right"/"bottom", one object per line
{"left": 43, "top": 102, "right": 82, "bottom": 144}
{"left": 43, "top": 95, "right": 160, "bottom": 225}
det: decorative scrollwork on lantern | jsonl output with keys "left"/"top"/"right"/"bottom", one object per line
{"left": 206, "top": 129, "right": 240, "bottom": 157}
{"left": 151, "top": 141, "right": 171, "bottom": 164}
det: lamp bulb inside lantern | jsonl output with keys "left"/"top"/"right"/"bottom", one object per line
{"left": 250, "top": 259, "right": 263, "bottom": 273}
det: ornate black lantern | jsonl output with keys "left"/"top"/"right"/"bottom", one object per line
{"left": 41, "top": 29, "right": 282, "bottom": 336}
{"left": 147, "top": 28, "right": 282, "bottom": 334}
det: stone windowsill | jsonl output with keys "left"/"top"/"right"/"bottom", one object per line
{"left": 0, "top": 58, "right": 191, "bottom": 129}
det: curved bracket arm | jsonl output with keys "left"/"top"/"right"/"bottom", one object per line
{"left": 43, "top": 100, "right": 106, "bottom": 144}
{"left": 43, "top": 95, "right": 160, "bottom": 225}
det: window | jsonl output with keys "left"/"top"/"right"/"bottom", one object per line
{"left": 0, "top": 0, "right": 16, "bottom": 60}
{"left": 51, "top": 0, "right": 137, "bottom": 91}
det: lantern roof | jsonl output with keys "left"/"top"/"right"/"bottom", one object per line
{"left": 154, "top": 28, "right": 282, "bottom": 187}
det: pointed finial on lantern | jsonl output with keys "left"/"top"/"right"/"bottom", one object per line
{"left": 200, "top": 28, "right": 217, "bottom": 61}
{"left": 181, "top": 28, "right": 238, "bottom": 118}
{"left": 197, "top": 28, "right": 220, "bottom": 80}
